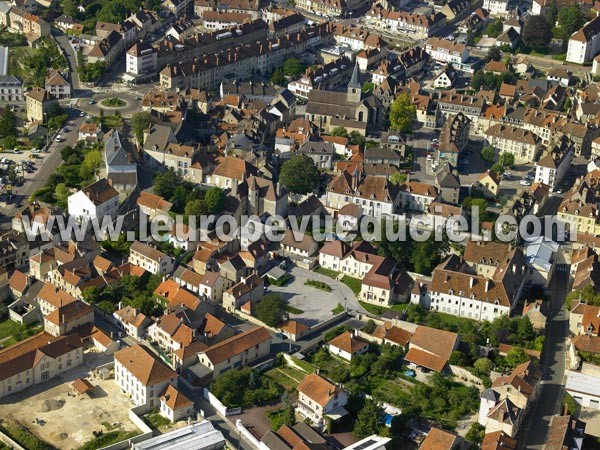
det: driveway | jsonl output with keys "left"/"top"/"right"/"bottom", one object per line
{"left": 269, "top": 266, "right": 365, "bottom": 326}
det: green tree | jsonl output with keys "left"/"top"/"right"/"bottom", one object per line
{"left": 389, "top": 172, "right": 407, "bottom": 185}
{"left": 270, "top": 68, "right": 285, "bottom": 85}
{"left": 205, "top": 187, "right": 225, "bottom": 214}
{"left": 474, "top": 358, "right": 494, "bottom": 375}
{"left": 505, "top": 347, "right": 530, "bottom": 368}
{"left": 463, "top": 197, "right": 488, "bottom": 222}
{"left": 154, "top": 168, "right": 178, "bottom": 199}
{"left": 82, "top": 286, "right": 101, "bottom": 304}
{"left": 78, "top": 61, "right": 106, "bottom": 83}
{"left": 185, "top": 199, "right": 207, "bottom": 217}
{"left": 0, "top": 108, "right": 16, "bottom": 138}
{"left": 410, "top": 237, "right": 448, "bottom": 276}
{"left": 492, "top": 162, "right": 505, "bottom": 174}
{"left": 331, "top": 126, "right": 348, "bottom": 137}
{"left": 97, "top": 1, "right": 127, "bottom": 22}
{"left": 55, "top": 182, "right": 71, "bottom": 208}
{"left": 486, "top": 46, "right": 502, "bottom": 62}
{"left": 353, "top": 400, "right": 382, "bottom": 439}
{"left": 282, "top": 58, "right": 306, "bottom": 77}
{"left": 499, "top": 152, "right": 515, "bottom": 168}
{"left": 3, "top": 134, "right": 17, "bottom": 150}
{"left": 389, "top": 93, "right": 416, "bottom": 133}
{"left": 79, "top": 149, "right": 102, "bottom": 181}
{"left": 269, "top": 405, "right": 295, "bottom": 431}
{"left": 279, "top": 154, "right": 320, "bottom": 195}
{"left": 363, "top": 319, "right": 377, "bottom": 334}
{"left": 484, "top": 19, "right": 503, "bottom": 38}
{"left": 131, "top": 111, "right": 153, "bottom": 145}
{"left": 522, "top": 15, "right": 553, "bottom": 50}
{"left": 256, "top": 293, "right": 286, "bottom": 327}
{"left": 481, "top": 146, "right": 495, "bottom": 162}
{"left": 556, "top": 6, "right": 584, "bottom": 40}
{"left": 449, "top": 350, "right": 468, "bottom": 366}
{"left": 362, "top": 81, "right": 374, "bottom": 93}
{"left": 348, "top": 131, "right": 365, "bottom": 147}
{"left": 466, "top": 423, "right": 486, "bottom": 445}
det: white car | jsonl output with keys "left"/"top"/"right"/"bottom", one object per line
{"left": 520, "top": 179, "right": 532, "bottom": 186}
{"left": 31, "top": 148, "right": 41, "bottom": 153}
{"left": 55, "top": 135, "right": 62, "bottom": 142}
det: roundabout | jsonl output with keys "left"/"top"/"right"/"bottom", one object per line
{"left": 100, "top": 97, "right": 127, "bottom": 108}
{"left": 78, "top": 91, "right": 141, "bottom": 117}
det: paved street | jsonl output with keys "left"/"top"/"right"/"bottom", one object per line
{"left": 519, "top": 268, "right": 569, "bottom": 449}
{"left": 52, "top": 29, "right": 81, "bottom": 91}
{"left": 0, "top": 111, "right": 86, "bottom": 226}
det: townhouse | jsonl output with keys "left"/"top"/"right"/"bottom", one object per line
{"left": 287, "top": 57, "right": 353, "bottom": 99}
{"left": 428, "top": 250, "right": 526, "bottom": 322}
{"left": 67, "top": 178, "right": 119, "bottom": 225}
{"left": 296, "top": 373, "right": 348, "bottom": 428}
{"left": 534, "top": 137, "right": 574, "bottom": 190}
{"left": 365, "top": 7, "right": 446, "bottom": 39}
{"left": 44, "top": 71, "right": 70, "bottom": 100}
{"left": 0, "top": 333, "right": 83, "bottom": 399}
{"left": 558, "top": 172, "right": 600, "bottom": 235}
{"left": 319, "top": 240, "right": 412, "bottom": 307}
{"left": 333, "top": 24, "right": 385, "bottom": 51}
{"left": 437, "top": 91, "right": 484, "bottom": 127}
{"left": 8, "top": 8, "right": 50, "bottom": 39}
{"left": 398, "top": 181, "right": 438, "bottom": 213}
{"left": 195, "top": 326, "right": 271, "bottom": 380}
{"left": 159, "top": 23, "right": 332, "bottom": 91}
{"left": 147, "top": 313, "right": 196, "bottom": 353}
{"left": 43, "top": 300, "right": 93, "bottom": 337}
{"left": 195, "top": 0, "right": 262, "bottom": 19}
{"left": 566, "top": 15, "right": 600, "bottom": 64}
{"left": 126, "top": 42, "right": 157, "bottom": 78}
{"left": 113, "top": 305, "right": 151, "bottom": 339}
{"left": 479, "top": 361, "right": 542, "bottom": 437}
{"left": 483, "top": 0, "right": 508, "bottom": 16}
{"left": 325, "top": 170, "right": 400, "bottom": 219}
{"left": 128, "top": 241, "right": 174, "bottom": 275}
{"left": 114, "top": 344, "right": 178, "bottom": 409}
{"left": 222, "top": 273, "right": 264, "bottom": 312}
{"left": 25, "top": 87, "right": 57, "bottom": 123}
{"left": 485, "top": 124, "right": 541, "bottom": 163}
{"left": 0, "top": 75, "right": 23, "bottom": 102}
{"left": 426, "top": 38, "right": 469, "bottom": 66}
{"left": 436, "top": 112, "right": 470, "bottom": 166}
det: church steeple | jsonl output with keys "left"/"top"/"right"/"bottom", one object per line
{"left": 347, "top": 61, "right": 362, "bottom": 103}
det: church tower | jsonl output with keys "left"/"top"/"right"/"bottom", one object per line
{"left": 347, "top": 61, "right": 362, "bottom": 104}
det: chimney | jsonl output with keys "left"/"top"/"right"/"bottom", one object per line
{"left": 469, "top": 277, "right": 474, "bottom": 288}
{"left": 485, "top": 279, "right": 491, "bottom": 292}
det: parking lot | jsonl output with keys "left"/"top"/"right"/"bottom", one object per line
{"left": 268, "top": 266, "right": 362, "bottom": 326}
{"left": 0, "top": 351, "right": 139, "bottom": 449}
{"left": 0, "top": 149, "right": 48, "bottom": 189}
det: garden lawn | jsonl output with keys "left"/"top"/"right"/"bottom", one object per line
{"left": 341, "top": 276, "right": 361, "bottom": 294}
{"left": 313, "top": 267, "right": 339, "bottom": 279}
{"left": 0, "top": 320, "right": 43, "bottom": 346}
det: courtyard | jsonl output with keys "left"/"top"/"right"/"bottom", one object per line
{"left": 268, "top": 266, "right": 364, "bottom": 326}
{"left": 0, "top": 351, "right": 139, "bottom": 449}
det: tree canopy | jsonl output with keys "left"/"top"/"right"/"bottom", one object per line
{"left": 353, "top": 400, "right": 382, "bottom": 439}
{"left": 522, "top": 15, "right": 553, "bottom": 50}
{"left": 256, "top": 293, "right": 287, "bottom": 327}
{"left": 78, "top": 61, "right": 106, "bottom": 83}
{"left": 205, "top": 187, "right": 225, "bottom": 214}
{"left": 270, "top": 68, "right": 285, "bottom": 85}
{"left": 481, "top": 146, "right": 495, "bottom": 162}
{"left": 279, "top": 154, "right": 320, "bottom": 195}
{"left": 283, "top": 58, "right": 306, "bottom": 77}
{"left": 556, "top": 6, "right": 585, "bottom": 40}
{"left": 131, "top": 111, "right": 153, "bottom": 144}
{"left": 389, "top": 93, "right": 416, "bottom": 133}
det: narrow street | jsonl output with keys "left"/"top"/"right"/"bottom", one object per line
{"left": 519, "top": 268, "right": 569, "bottom": 449}
{"left": 52, "top": 29, "right": 81, "bottom": 91}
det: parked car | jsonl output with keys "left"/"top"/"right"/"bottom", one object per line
{"left": 520, "top": 179, "right": 532, "bottom": 186}
{"left": 55, "top": 135, "right": 62, "bottom": 142}
{"left": 31, "top": 148, "right": 41, "bottom": 153}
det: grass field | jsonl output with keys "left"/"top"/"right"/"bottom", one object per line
{"left": 265, "top": 366, "right": 306, "bottom": 392}
{"left": 358, "top": 301, "right": 410, "bottom": 316}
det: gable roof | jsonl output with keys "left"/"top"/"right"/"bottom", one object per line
{"left": 328, "top": 331, "right": 369, "bottom": 354}
{"left": 114, "top": 344, "right": 176, "bottom": 386}
{"left": 296, "top": 373, "right": 341, "bottom": 407}
{"left": 160, "top": 384, "right": 193, "bottom": 411}
{"left": 81, "top": 178, "right": 119, "bottom": 205}
{"left": 200, "top": 326, "right": 270, "bottom": 365}
{"left": 420, "top": 427, "right": 460, "bottom": 450}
